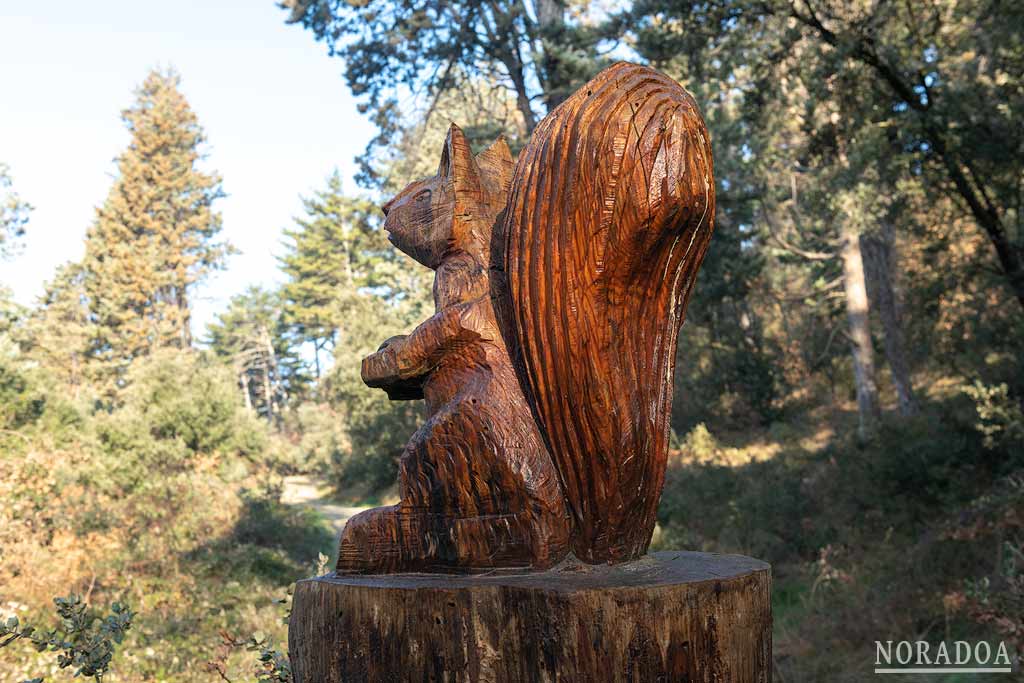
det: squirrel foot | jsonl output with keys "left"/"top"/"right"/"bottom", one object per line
{"left": 336, "top": 505, "right": 567, "bottom": 574}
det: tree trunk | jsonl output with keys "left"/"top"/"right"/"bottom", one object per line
{"left": 177, "top": 287, "right": 191, "bottom": 348}
{"left": 258, "top": 327, "right": 277, "bottom": 422}
{"left": 782, "top": 5, "right": 1024, "bottom": 313}
{"left": 841, "top": 224, "right": 880, "bottom": 440}
{"left": 926, "top": 123, "right": 1024, "bottom": 313}
{"left": 535, "top": 0, "right": 571, "bottom": 111}
{"left": 261, "top": 326, "right": 283, "bottom": 420}
{"left": 313, "top": 340, "right": 321, "bottom": 380}
{"left": 508, "top": 61, "right": 537, "bottom": 134}
{"left": 289, "top": 551, "right": 771, "bottom": 682}
{"left": 861, "top": 223, "right": 918, "bottom": 417}
{"left": 239, "top": 368, "right": 253, "bottom": 411}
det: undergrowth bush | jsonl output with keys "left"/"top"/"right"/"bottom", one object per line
{"left": 964, "top": 381, "right": 1024, "bottom": 453}
{"left": 0, "top": 349, "right": 328, "bottom": 682}
{"left": 1, "top": 595, "right": 134, "bottom": 682}
{"left": 293, "top": 377, "right": 417, "bottom": 500}
{"left": 94, "top": 351, "right": 270, "bottom": 478}
{"left": 655, "top": 385, "right": 1024, "bottom": 679}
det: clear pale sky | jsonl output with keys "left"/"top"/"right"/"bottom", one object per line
{"left": 0, "top": 0, "right": 375, "bottom": 336}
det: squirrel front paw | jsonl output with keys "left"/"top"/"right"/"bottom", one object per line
{"left": 361, "top": 345, "right": 400, "bottom": 387}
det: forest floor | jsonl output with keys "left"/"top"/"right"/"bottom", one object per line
{"left": 652, "top": 384, "right": 1024, "bottom": 681}
{"left": 280, "top": 474, "right": 368, "bottom": 536}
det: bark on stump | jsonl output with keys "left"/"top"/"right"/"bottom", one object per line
{"left": 288, "top": 551, "right": 771, "bottom": 682}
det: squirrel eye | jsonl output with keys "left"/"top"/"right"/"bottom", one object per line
{"left": 416, "top": 190, "right": 430, "bottom": 202}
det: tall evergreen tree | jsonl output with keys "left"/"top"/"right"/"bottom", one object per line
{"left": 275, "top": 172, "right": 433, "bottom": 491}
{"left": 82, "top": 69, "right": 230, "bottom": 390}
{"left": 27, "top": 263, "right": 93, "bottom": 396}
{"left": 207, "top": 286, "right": 300, "bottom": 421}
{"left": 278, "top": 171, "right": 428, "bottom": 378}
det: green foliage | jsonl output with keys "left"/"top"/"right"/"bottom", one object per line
{"left": 281, "top": 0, "right": 607, "bottom": 186}
{"left": 93, "top": 350, "right": 268, "bottom": 484}
{"left": 214, "top": 488, "right": 335, "bottom": 584}
{"left": 677, "top": 423, "right": 722, "bottom": 462}
{"left": 657, "top": 400, "right": 1024, "bottom": 678}
{"left": 318, "top": 300, "right": 423, "bottom": 495}
{"left": 288, "top": 402, "right": 353, "bottom": 483}
{"left": 622, "top": 0, "right": 1024, "bottom": 312}
{"left": 659, "top": 404, "right": 989, "bottom": 563}
{"left": 82, "top": 68, "right": 231, "bottom": 392}
{"left": 376, "top": 79, "right": 530, "bottom": 193}
{"left": 203, "top": 586, "right": 299, "bottom": 683}
{"left": 0, "top": 285, "right": 24, "bottom": 337}
{"left": 207, "top": 287, "right": 298, "bottom": 420}
{"left": 673, "top": 318, "right": 779, "bottom": 431}
{"left": 954, "top": 473, "right": 1024, "bottom": 658}
{"left": 278, "top": 171, "right": 427, "bottom": 374}
{"left": 0, "top": 162, "right": 31, "bottom": 260}
{"left": 24, "top": 264, "right": 93, "bottom": 396}
{"left": 0, "top": 339, "right": 45, "bottom": 431}
{"left": 279, "top": 171, "right": 430, "bottom": 497}
{"left": 964, "top": 381, "right": 1024, "bottom": 452}
{"left": 0, "top": 595, "right": 134, "bottom": 682}
{"left": 247, "top": 633, "right": 293, "bottom": 683}
{"left": 2, "top": 5, "right": 1023, "bottom": 680}
{"left": 659, "top": 440, "right": 810, "bottom": 563}
{"left": 0, "top": 361, "right": 320, "bottom": 680}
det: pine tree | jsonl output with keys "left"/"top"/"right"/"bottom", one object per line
{"left": 82, "top": 69, "right": 230, "bottom": 391}
{"left": 27, "top": 263, "right": 93, "bottom": 397}
{"left": 207, "top": 286, "right": 300, "bottom": 421}
{"left": 278, "top": 171, "right": 427, "bottom": 378}
{"left": 283, "top": 0, "right": 607, "bottom": 187}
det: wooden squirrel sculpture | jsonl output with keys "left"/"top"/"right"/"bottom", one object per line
{"left": 337, "top": 62, "right": 715, "bottom": 573}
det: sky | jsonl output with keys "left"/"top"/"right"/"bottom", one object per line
{"left": 0, "top": 0, "right": 376, "bottom": 337}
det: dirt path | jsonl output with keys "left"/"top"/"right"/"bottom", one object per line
{"left": 280, "top": 475, "right": 368, "bottom": 535}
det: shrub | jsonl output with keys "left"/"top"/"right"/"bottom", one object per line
{"left": 290, "top": 402, "right": 351, "bottom": 476}
{"left": 91, "top": 350, "right": 271, "bottom": 491}
{"left": 0, "top": 595, "right": 134, "bottom": 682}
{"left": 964, "top": 381, "right": 1024, "bottom": 453}
{"left": 943, "top": 471, "right": 1024, "bottom": 660}
{"left": 0, "top": 336, "right": 45, "bottom": 431}
{"left": 319, "top": 360, "right": 420, "bottom": 499}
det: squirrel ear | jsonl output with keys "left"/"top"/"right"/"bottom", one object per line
{"left": 475, "top": 136, "right": 514, "bottom": 194}
{"left": 439, "top": 123, "right": 478, "bottom": 184}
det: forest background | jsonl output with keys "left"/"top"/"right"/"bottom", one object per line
{"left": 2, "top": 1, "right": 1023, "bottom": 680}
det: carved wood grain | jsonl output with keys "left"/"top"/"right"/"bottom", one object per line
{"left": 339, "top": 61, "right": 715, "bottom": 572}
{"left": 337, "top": 129, "right": 571, "bottom": 573}
{"left": 499, "top": 62, "right": 716, "bottom": 563}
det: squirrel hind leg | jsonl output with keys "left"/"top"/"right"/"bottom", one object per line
{"left": 336, "top": 506, "right": 407, "bottom": 574}
{"left": 335, "top": 506, "right": 569, "bottom": 574}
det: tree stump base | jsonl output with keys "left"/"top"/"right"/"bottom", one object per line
{"left": 288, "top": 551, "right": 771, "bottom": 682}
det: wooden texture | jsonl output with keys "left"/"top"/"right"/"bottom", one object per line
{"left": 290, "top": 551, "right": 771, "bottom": 683}
{"left": 500, "top": 62, "right": 716, "bottom": 563}
{"left": 339, "top": 61, "right": 715, "bottom": 573}
{"left": 338, "top": 128, "right": 571, "bottom": 573}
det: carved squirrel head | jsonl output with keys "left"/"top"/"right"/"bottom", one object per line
{"left": 382, "top": 124, "right": 513, "bottom": 270}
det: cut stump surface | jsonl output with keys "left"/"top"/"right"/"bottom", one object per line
{"left": 289, "top": 551, "right": 771, "bottom": 682}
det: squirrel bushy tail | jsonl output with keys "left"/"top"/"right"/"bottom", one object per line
{"left": 497, "top": 62, "right": 716, "bottom": 563}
